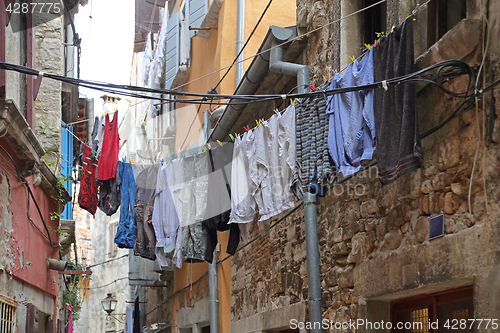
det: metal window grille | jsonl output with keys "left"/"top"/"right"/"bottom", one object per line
{"left": 437, "top": 299, "right": 473, "bottom": 333}
{"left": 393, "top": 287, "right": 473, "bottom": 333}
{"left": 0, "top": 298, "right": 17, "bottom": 333}
{"left": 395, "top": 307, "right": 429, "bottom": 333}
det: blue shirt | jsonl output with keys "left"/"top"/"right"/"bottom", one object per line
{"left": 327, "top": 47, "right": 376, "bottom": 178}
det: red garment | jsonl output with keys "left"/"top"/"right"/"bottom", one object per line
{"left": 98, "top": 111, "right": 120, "bottom": 180}
{"left": 78, "top": 144, "right": 99, "bottom": 217}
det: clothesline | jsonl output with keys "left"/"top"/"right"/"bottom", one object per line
{"left": 62, "top": 124, "right": 100, "bottom": 157}
{"left": 70, "top": 15, "right": 490, "bottom": 277}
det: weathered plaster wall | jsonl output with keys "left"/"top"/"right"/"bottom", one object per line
{"left": 231, "top": 0, "right": 500, "bottom": 331}
{"left": 0, "top": 144, "right": 60, "bottom": 297}
{"left": 0, "top": 145, "right": 61, "bottom": 332}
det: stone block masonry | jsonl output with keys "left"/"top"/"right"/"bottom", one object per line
{"left": 34, "top": 15, "right": 64, "bottom": 168}
{"left": 230, "top": 0, "right": 500, "bottom": 329}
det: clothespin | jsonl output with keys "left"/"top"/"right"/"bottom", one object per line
{"left": 168, "top": 156, "right": 173, "bottom": 162}
{"left": 202, "top": 145, "right": 207, "bottom": 152}
{"left": 349, "top": 55, "right": 356, "bottom": 63}
{"left": 129, "top": 158, "right": 131, "bottom": 164}
{"left": 161, "top": 159, "right": 164, "bottom": 164}
{"left": 243, "top": 125, "right": 250, "bottom": 132}
{"left": 180, "top": 153, "right": 186, "bottom": 159}
{"left": 364, "top": 43, "right": 371, "bottom": 51}
{"left": 308, "top": 85, "right": 316, "bottom": 92}
{"left": 274, "top": 108, "right": 279, "bottom": 115}
{"left": 391, "top": 25, "right": 395, "bottom": 33}
{"left": 374, "top": 39, "right": 378, "bottom": 47}
{"left": 290, "top": 99, "right": 295, "bottom": 106}
{"left": 255, "top": 119, "right": 261, "bottom": 127}
{"left": 328, "top": 73, "right": 332, "bottom": 82}
{"left": 217, "top": 140, "right": 223, "bottom": 147}
{"left": 229, "top": 134, "right": 235, "bottom": 142}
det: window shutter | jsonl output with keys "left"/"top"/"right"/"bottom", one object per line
{"left": 189, "top": 0, "right": 207, "bottom": 38}
{"left": 108, "top": 222, "right": 118, "bottom": 258}
{"left": 60, "top": 122, "right": 73, "bottom": 220}
{"left": 182, "top": 6, "right": 191, "bottom": 63}
{"left": 165, "top": 11, "right": 180, "bottom": 89}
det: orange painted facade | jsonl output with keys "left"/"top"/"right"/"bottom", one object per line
{"left": 169, "top": 1, "right": 295, "bottom": 331}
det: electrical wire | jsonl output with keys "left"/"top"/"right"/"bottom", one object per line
{"left": 0, "top": 60, "right": 478, "bottom": 106}
{"left": 88, "top": 254, "right": 129, "bottom": 268}
{"left": 84, "top": 276, "right": 129, "bottom": 290}
{"left": 171, "top": 0, "right": 390, "bottom": 91}
{"left": 178, "top": 103, "right": 203, "bottom": 152}
{"left": 141, "top": 67, "right": 500, "bottom": 317}
{"left": 0, "top": 0, "right": 395, "bottom": 103}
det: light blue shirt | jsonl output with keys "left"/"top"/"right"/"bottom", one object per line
{"left": 327, "top": 47, "right": 376, "bottom": 178}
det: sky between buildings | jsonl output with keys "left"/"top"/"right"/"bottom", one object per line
{"left": 75, "top": 0, "right": 135, "bottom": 115}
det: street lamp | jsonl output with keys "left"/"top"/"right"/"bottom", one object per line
{"left": 101, "top": 293, "right": 126, "bottom": 323}
{"left": 101, "top": 293, "right": 117, "bottom": 315}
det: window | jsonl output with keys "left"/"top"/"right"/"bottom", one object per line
{"left": 0, "top": 297, "right": 17, "bottom": 333}
{"left": 61, "top": 121, "right": 73, "bottom": 220}
{"left": 362, "top": 0, "right": 386, "bottom": 45}
{"left": 426, "top": 0, "right": 466, "bottom": 48}
{"left": 180, "top": 0, "right": 190, "bottom": 66}
{"left": 164, "top": 0, "right": 208, "bottom": 89}
{"left": 165, "top": 9, "right": 180, "bottom": 89}
{"left": 108, "top": 222, "right": 118, "bottom": 258}
{"left": 392, "top": 286, "right": 473, "bottom": 333}
{"left": 188, "top": 0, "right": 208, "bottom": 38}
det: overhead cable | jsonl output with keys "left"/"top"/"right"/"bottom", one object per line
{"left": 138, "top": 62, "right": 500, "bottom": 319}
{"left": 0, "top": 60, "right": 478, "bottom": 104}
{"left": 171, "top": 0, "right": 390, "bottom": 91}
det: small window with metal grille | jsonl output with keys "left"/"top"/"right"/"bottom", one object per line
{"left": 392, "top": 286, "right": 473, "bottom": 333}
{"left": 0, "top": 297, "right": 17, "bottom": 333}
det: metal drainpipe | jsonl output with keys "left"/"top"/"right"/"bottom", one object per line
{"left": 235, "top": 0, "right": 245, "bottom": 85}
{"left": 209, "top": 255, "right": 219, "bottom": 333}
{"left": 303, "top": 192, "right": 322, "bottom": 332}
{"left": 269, "top": 42, "right": 323, "bottom": 332}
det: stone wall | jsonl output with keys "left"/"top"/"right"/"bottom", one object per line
{"left": 144, "top": 282, "right": 174, "bottom": 328}
{"left": 34, "top": 11, "right": 64, "bottom": 167}
{"left": 231, "top": 0, "right": 500, "bottom": 331}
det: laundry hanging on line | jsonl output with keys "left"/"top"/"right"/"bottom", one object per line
{"left": 73, "top": 16, "right": 423, "bottom": 270}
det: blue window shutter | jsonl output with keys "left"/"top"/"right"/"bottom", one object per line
{"left": 60, "top": 122, "right": 73, "bottom": 220}
{"left": 165, "top": 11, "right": 180, "bottom": 89}
{"left": 189, "top": 0, "right": 207, "bottom": 38}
